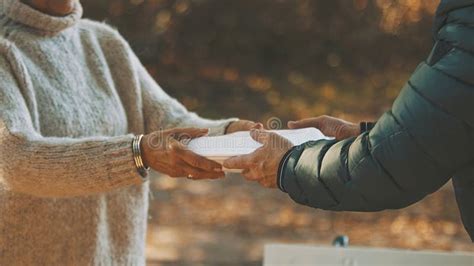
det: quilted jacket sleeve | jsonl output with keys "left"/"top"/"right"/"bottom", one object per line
{"left": 279, "top": 6, "right": 474, "bottom": 212}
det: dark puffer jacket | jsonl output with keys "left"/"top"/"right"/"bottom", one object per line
{"left": 279, "top": 0, "right": 474, "bottom": 241}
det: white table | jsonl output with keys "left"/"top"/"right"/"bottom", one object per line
{"left": 264, "top": 244, "right": 474, "bottom": 266}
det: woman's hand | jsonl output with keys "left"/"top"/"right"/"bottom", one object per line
{"left": 141, "top": 128, "right": 225, "bottom": 179}
{"left": 225, "top": 120, "right": 263, "bottom": 134}
{"left": 223, "top": 129, "right": 294, "bottom": 188}
{"left": 288, "top": 115, "right": 360, "bottom": 140}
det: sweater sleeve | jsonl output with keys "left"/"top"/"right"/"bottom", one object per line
{"left": 125, "top": 42, "right": 238, "bottom": 136}
{"left": 0, "top": 55, "right": 144, "bottom": 198}
{"left": 280, "top": 46, "right": 474, "bottom": 211}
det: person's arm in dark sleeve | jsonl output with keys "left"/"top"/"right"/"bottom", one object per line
{"left": 279, "top": 47, "right": 474, "bottom": 212}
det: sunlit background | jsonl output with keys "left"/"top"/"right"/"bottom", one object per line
{"left": 82, "top": 0, "right": 474, "bottom": 264}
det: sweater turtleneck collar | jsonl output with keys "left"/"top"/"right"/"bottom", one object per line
{"left": 0, "top": 0, "right": 82, "bottom": 33}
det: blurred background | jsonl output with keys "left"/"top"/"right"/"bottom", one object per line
{"left": 82, "top": 0, "right": 474, "bottom": 265}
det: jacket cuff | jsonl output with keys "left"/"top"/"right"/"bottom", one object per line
{"left": 360, "top": 121, "right": 377, "bottom": 133}
{"left": 277, "top": 147, "right": 297, "bottom": 192}
{"left": 278, "top": 140, "right": 327, "bottom": 193}
{"left": 280, "top": 139, "right": 339, "bottom": 208}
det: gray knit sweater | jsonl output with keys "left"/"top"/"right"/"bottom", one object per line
{"left": 0, "top": 0, "right": 235, "bottom": 265}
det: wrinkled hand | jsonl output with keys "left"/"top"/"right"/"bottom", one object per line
{"left": 288, "top": 115, "right": 360, "bottom": 140}
{"left": 225, "top": 120, "right": 263, "bottom": 134}
{"left": 223, "top": 129, "right": 294, "bottom": 188}
{"left": 141, "top": 128, "right": 224, "bottom": 180}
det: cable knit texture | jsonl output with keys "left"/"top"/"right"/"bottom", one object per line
{"left": 0, "top": 1, "right": 236, "bottom": 265}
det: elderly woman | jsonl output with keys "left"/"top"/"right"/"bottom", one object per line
{"left": 0, "top": 0, "right": 255, "bottom": 264}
